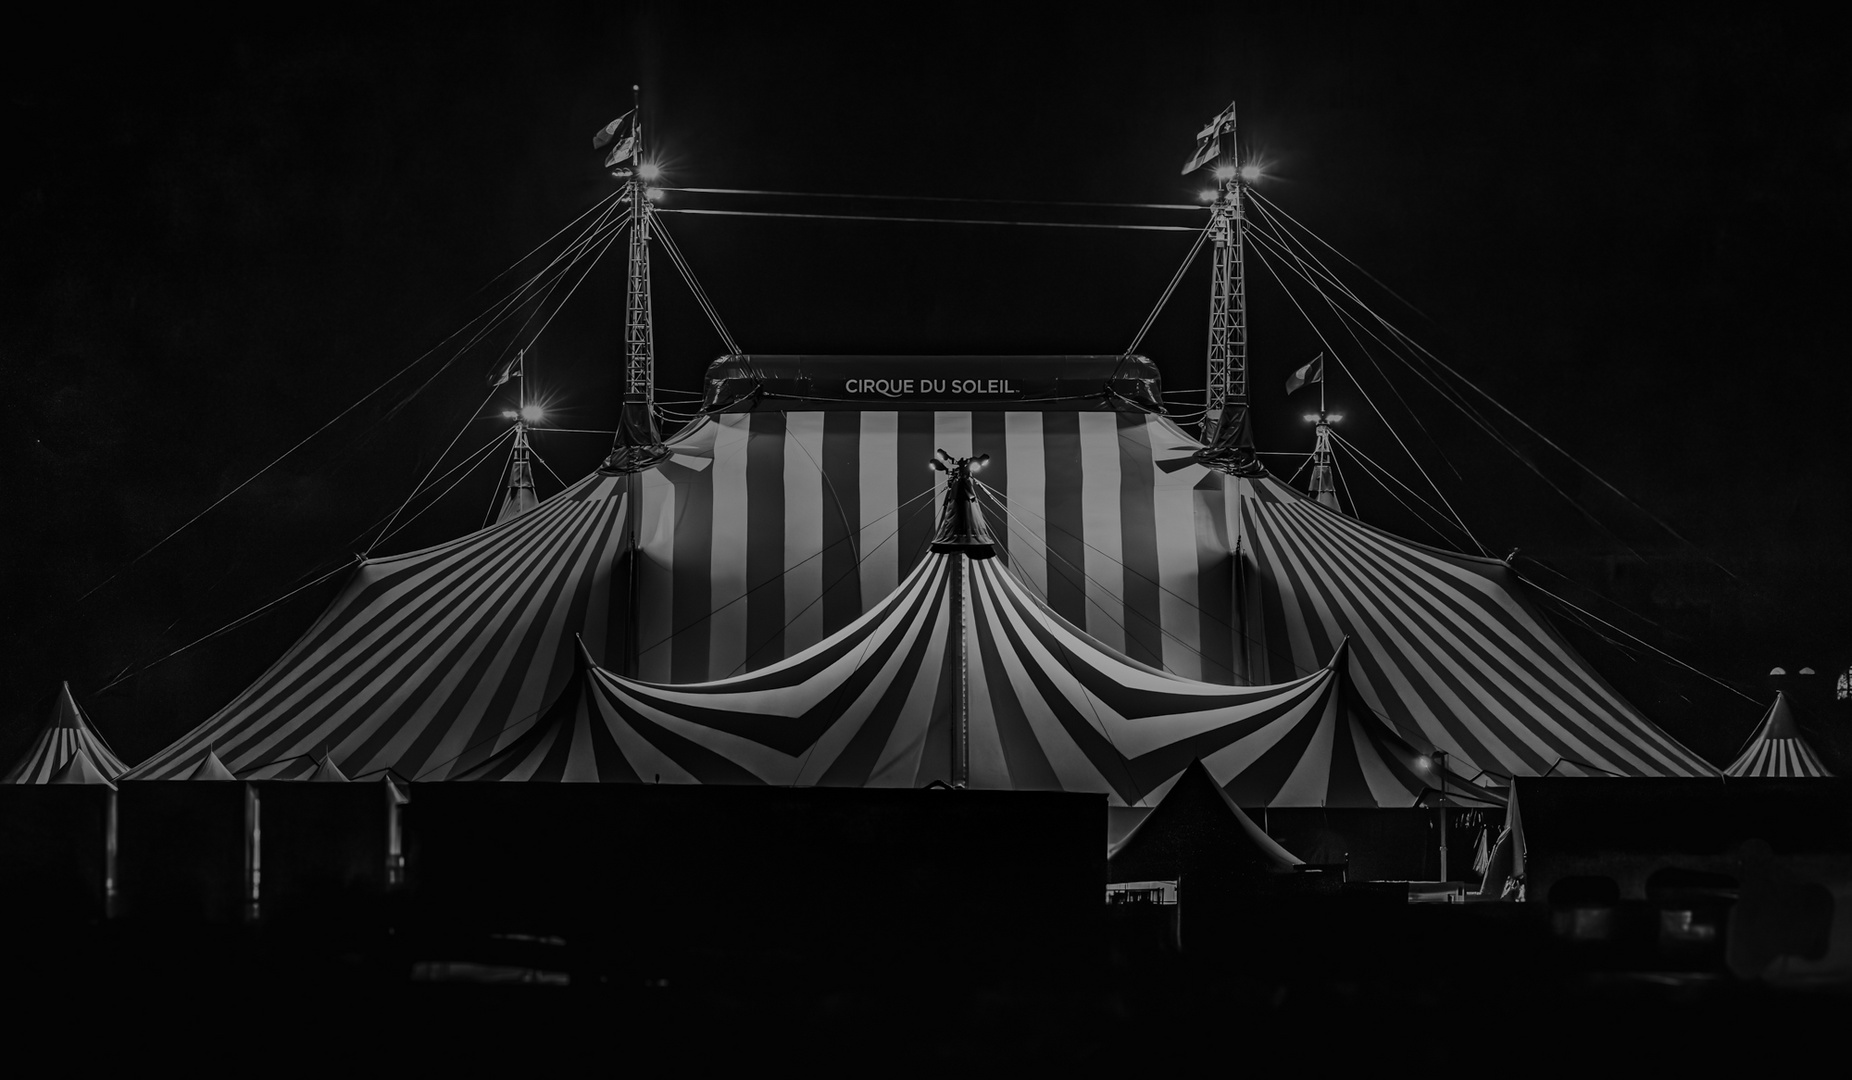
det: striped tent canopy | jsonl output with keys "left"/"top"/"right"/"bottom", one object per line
{"left": 3, "top": 682, "right": 127, "bottom": 784}
{"left": 460, "top": 530, "right": 1364, "bottom": 806}
{"left": 1725, "top": 693, "right": 1833, "bottom": 778}
{"left": 127, "top": 357, "right": 1709, "bottom": 784}
{"left": 1215, "top": 470, "right": 1716, "bottom": 779}
{"left": 1197, "top": 639, "right": 1497, "bottom": 809}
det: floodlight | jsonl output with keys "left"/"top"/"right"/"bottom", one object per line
{"left": 1328, "top": 414, "right": 1343, "bottom": 423}
{"left": 1415, "top": 756, "right": 1431, "bottom": 771}
{"left": 638, "top": 162, "right": 662, "bottom": 180}
{"left": 502, "top": 410, "right": 520, "bottom": 420}
{"left": 520, "top": 404, "right": 546, "bottom": 424}
{"left": 645, "top": 187, "right": 665, "bottom": 201}
{"left": 1213, "top": 164, "right": 1237, "bottom": 181}
{"left": 1198, "top": 189, "right": 1218, "bottom": 203}
{"left": 1304, "top": 414, "right": 1319, "bottom": 423}
{"left": 1239, "top": 163, "right": 1262, "bottom": 182}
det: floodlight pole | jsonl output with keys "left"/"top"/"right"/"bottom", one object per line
{"left": 1203, "top": 136, "right": 1250, "bottom": 448}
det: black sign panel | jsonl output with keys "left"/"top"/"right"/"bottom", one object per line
{"left": 701, "top": 355, "right": 1164, "bottom": 412}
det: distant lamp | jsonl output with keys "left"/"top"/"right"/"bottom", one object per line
{"left": 501, "top": 410, "right": 520, "bottom": 421}
{"left": 519, "top": 404, "right": 546, "bottom": 424}
{"left": 1415, "top": 755, "right": 1432, "bottom": 771}
{"left": 1239, "top": 163, "right": 1263, "bottom": 182}
{"left": 1212, "top": 164, "right": 1237, "bottom": 181}
{"left": 1198, "top": 189, "right": 1218, "bottom": 203}
{"left": 638, "top": 162, "right": 662, "bottom": 180}
{"left": 645, "top": 187, "right": 665, "bottom": 201}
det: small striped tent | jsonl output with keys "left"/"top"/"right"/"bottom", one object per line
{"left": 3, "top": 682, "right": 127, "bottom": 784}
{"left": 1725, "top": 693, "right": 1833, "bottom": 778}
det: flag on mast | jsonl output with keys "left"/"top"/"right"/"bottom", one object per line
{"left": 487, "top": 348, "right": 524, "bottom": 389}
{"left": 1181, "top": 101, "right": 1237, "bottom": 175}
{"left": 1285, "top": 353, "right": 1324, "bottom": 394}
{"left": 595, "top": 110, "right": 638, "bottom": 167}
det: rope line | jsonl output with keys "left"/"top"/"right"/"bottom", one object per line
{"left": 655, "top": 207, "right": 1199, "bottom": 232}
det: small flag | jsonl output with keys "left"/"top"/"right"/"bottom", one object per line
{"left": 487, "top": 349, "right": 523, "bottom": 389}
{"left": 1285, "top": 353, "right": 1323, "bottom": 394}
{"left": 594, "top": 110, "right": 639, "bottom": 168}
{"left": 592, "top": 109, "right": 634, "bottom": 150}
{"left": 1181, "top": 101, "right": 1237, "bottom": 175}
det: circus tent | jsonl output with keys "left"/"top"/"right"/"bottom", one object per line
{"left": 2, "top": 682, "right": 127, "bottom": 784}
{"left": 125, "top": 355, "right": 1712, "bottom": 785}
{"left": 1725, "top": 693, "right": 1833, "bottom": 778}
{"left": 457, "top": 490, "right": 1357, "bottom": 806}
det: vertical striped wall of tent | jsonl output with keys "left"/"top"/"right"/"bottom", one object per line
{"left": 628, "top": 410, "right": 1242, "bottom": 687}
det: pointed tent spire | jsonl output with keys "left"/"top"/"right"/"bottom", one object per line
{"left": 1725, "top": 692, "right": 1834, "bottom": 777}
{"left": 182, "top": 749, "right": 238, "bottom": 781}
{"left": 308, "top": 748, "right": 350, "bottom": 782}
{"left": 929, "top": 450, "right": 996, "bottom": 558}
{"left": 48, "top": 747, "right": 117, "bottom": 788}
{"left": 1, "top": 681, "right": 129, "bottom": 784}
{"left": 1108, "top": 759, "right": 1300, "bottom": 881}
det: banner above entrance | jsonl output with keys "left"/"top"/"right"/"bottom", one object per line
{"left": 701, "top": 355, "right": 1164, "bottom": 412}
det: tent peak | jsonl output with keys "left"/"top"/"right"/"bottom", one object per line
{"left": 929, "top": 451, "right": 996, "bottom": 558}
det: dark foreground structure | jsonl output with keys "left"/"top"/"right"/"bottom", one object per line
{"left": 5, "top": 780, "right": 1851, "bottom": 1067}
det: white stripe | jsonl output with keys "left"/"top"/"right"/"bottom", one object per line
{"left": 708, "top": 416, "right": 753, "bottom": 679}
{"left": 858, "top": 413, "right": 900, "bottom": 605}
{"left": 1077, "top": 412, "right": 1126, "bottom": 652}
{"left": 1001, "top": 413, "right": 1048, "bottom": 598}
{"left": 1148, "top": 416, "right": 1206, "bottom": 680}
{"left": 783, "top": 412, "right": 827, "bottom": 655}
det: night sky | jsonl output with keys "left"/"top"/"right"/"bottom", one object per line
{"left": 5, "top": 3, "right": 1849, "bottom": 769}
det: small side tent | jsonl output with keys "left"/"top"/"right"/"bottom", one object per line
{"left": 2, "top": 682, "right": 128, "bottom": 784}
{"left": 1726, "top": 693, "right": 1833, "bottom": 778}
{"left": 1107, "top": 759, "right": 1301, "bottom": 884}
{"left": 49, "top": 747, "right": 117, "bottom": 788}
{"left": 182, "top": 750, "right": 237, "bottom": 781}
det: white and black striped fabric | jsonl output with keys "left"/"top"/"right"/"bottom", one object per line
{"left": 128, "top": 407, "right": 1711, "bottom": 783}
{"left": 3, "top": 682, "right": 127, "bottom": 784}
{"left": 1724, "top": 693, "right": 1833, "bottom": 777}
{"left": 459, "top": 548, "right": 1343, "bottom": 805}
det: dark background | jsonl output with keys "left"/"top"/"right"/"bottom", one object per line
{"left": 4, "top": 2, "right": 1848, "bottom": 769}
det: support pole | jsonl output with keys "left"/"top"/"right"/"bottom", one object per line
{"left": 952, "top": 553, "right": 969, "bottom": 788}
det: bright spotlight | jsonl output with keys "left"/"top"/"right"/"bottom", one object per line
{"left": 519, "top": 404, "right": 546, "bottom": 424}
{"left": 1198, "top": 189, "right": 1218, "bottom": 203}
{"left": 1212, "top": 164, "right": 1237, "bottom": 181}
{"left": 1239, "top": 163, "right": 1262, "bottom": 182}
{"left": 638, "top": 162, "right": 662, "bottom": 180}
{"left": 501, "top": 410, "right": 520, "bottom": 420}
{"left": 1415, "top": 755, "right": 1432, "bottom": 771}
{"left": 645, "top": 187, "right": 665, "bottom": 201}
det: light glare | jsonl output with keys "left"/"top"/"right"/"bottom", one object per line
{"left": 519, "top": 404, "right": 546, "bottom": 424}
{"left": 1239, "top": 163, "right": 1263, "bottom": 182}
{"left": 1198, "top": 189, "right": 1218, "bottom": 203}
{"left": 638, "top": 163, "right": 662, "bottom": 180}
{"left": 1212, "top": 164, "right": 1237, "bottom": 181}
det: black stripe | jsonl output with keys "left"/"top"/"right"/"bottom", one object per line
{"left": 1115, "top": 415, "right": 1164, "bottom": 668}
{"left": 819, "top": 411, "right": 863, "bottom": 635}
{"left": 1039, "top": 411, "right": 1088, "bottom": 626}
{"left": 743, "top": 411, "right": 788, "bottom": 673}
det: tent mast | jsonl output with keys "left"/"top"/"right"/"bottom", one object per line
{"left": 1202, "top": 104, "right": 1252, "bottom": 450}
{"left": 597, "top": 84, "right": 666, "bottom": 677}
{"left": 931, "top": 450, "right": 996, "bottom": 789}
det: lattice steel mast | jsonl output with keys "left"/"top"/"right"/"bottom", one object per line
{"left": 1201, "top": 112, "right": 1253, "bottom": 449}
{"left": 602, "top": 84, "right": 666, "bottom": 476}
